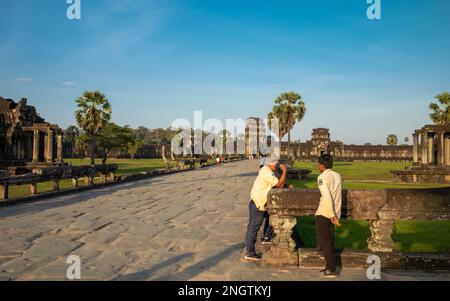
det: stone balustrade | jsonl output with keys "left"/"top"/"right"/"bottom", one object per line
{"left": 264, "top": 187, "right": 450, "bottom": 266}
{"left": 0, "top": 164, "right": 118, "bottom": 201}
{"left": 286, "top": 168, "right": 311, "bottom": 180}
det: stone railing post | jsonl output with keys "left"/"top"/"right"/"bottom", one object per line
{"left": 53, "top": 180, "right": 60, "bottom": 191}
{"left": 263, "top": 214, "right": 299, "bottom": 266}
{"left": 368, "top": 220, "right": 394, "bottom": 252}
{"left": 0, "top": 183, "right": 9, "bottom": 200}
{"left": 30, "top": 183, "right": 38, "bottom": 195}
{"left": 270, "top": 216, "right": 298, "bottom": 251}
{"left": 85, "top": 175, "right": 94, "bottom": 185}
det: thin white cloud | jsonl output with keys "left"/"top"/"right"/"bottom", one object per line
{"left": 80, "top": 1, "right": 174, "bottom": 55}
{"left": 15, "top": 77, "right": 35, "bottom": 83}
{"left": 63, "top": 81, "right": 78, "bottom": 86}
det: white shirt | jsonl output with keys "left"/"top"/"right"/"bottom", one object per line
{"left": 315, "top": 169, "right": 342, "bottom": 219}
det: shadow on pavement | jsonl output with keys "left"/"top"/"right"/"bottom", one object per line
{"left": 0, "top": 177, "right": 165, "bottom": 219}
{"left": 112, "top": 252, "right": 195, "bottom": 281}
{"left": 116, "top": 243, "right": 244, "bottom": 281}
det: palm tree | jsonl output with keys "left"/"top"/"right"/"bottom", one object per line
{"left": 429, "top": 92, "right": 450, "bottom": 125}
{"left": 75, "top": 91, "right": 112, "bottom": 165}
{"left": 63, "top": 125, "right": 80, "bottom": 158}
{"left": 386, "top": 134, "right": 398, "bottom": 146}
{"left": 268, "top": 92, "right": 306, "bottom": 161}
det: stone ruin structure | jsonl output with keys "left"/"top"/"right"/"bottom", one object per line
{"left": 391, "top": 124, "right": 450, "bottom": 183}
{"left": 0, "top": 97, "right": 64, "bottom": 174}
{"left": 283, "top": 128, "right": 413, "bottom": 162}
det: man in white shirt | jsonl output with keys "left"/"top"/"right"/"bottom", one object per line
{"left": 315, "top": 154, "right": 342, "bottom": 278}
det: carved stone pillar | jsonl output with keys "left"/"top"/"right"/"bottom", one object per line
{"left": 30, "top": 183, "right": 38, "bottom": 195}
{"left": 428, "top": 135, "right": 434, "bottom": 164}
{"left": 0, "top": 183, "right": 9, "bottom": 200}
{"left": 368, "top": 220, "right": 394, "bottom": 252}
{"left": 45, "top": 130, "right": 54, "bottom": 162}
{"left": 437, "top": 131, "right": 444, "bottom": 167}
{"left": 412, "top": 132, "right": 419, "bottom": 164}
{"left": 421, "top": 131, "right": 428, "bottom": 165}
{"left": 262, "top": 216, "right": 299, "bottom": 267}
{"left": 32, "top": 130, "right": 40, "bottom": 163}
{"left": 53, "top": 180, "right": 60, "bottom": 191}
{"left": 271, "top": 216, "right": 298, "bottom": 251}
{"left": 56, "top": 134, "right": 63, "bottom": 162}
{"left": 445, "top": 135, "right": 450, "bottom": 166}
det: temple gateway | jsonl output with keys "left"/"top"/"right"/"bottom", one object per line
{"left": 0, "top": 97, "right": 64, "bottom": 174}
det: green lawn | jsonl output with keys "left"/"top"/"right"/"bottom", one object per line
{"left": 291, "top": 161, "right": 450, "bottom": 253}
{"left": 296, "top": 216, "right": 450, "bottom": 253}
{"left": 292, "top": 161, "right": 448, "bottom": 189}
{"left": 65, "top": 158, "right": 175, "bottom": 175}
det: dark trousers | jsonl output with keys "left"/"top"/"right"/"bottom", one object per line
{"left": 245, "top": 200, "right": 274, "bottom": 255}
{"left": 315, "top": 215, "right": 336, "bottom": 272}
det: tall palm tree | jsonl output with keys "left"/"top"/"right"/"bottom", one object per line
{"left": 268, "top": 92, "right": 306, "bottom": 161}
{"left": 429, "top": 92, "right": 450, "bottom": 125}
{"left": 75, "top": 91, "right": 112, "bottom": 165}
{"left": 386, "top": 134, "right": 398, "bottom": 146}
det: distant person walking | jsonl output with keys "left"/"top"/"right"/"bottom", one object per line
{"left": 259, "top": 155, "right": 266, "bottom": 169}
{"left": 315, "top": 154, "right": 342, "bottom": 278}
{"left": 244, "top": 156, "right": 289, "bottom": 261}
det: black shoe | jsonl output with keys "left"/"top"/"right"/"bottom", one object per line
{"left": 245, "top": 254, "right": 262, "bottom": 261}
{"left": 321, "top": 269, "right": 338, "bottom": 278}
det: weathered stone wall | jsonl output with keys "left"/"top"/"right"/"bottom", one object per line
{"left": 266, "top": 187, "right": 450, "bottom": 253}
{"left": 263, "top": 187, "right": 450, "bottom": 268}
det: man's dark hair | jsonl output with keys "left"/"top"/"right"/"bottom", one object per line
{"left": 318, "top": 154, "right": 333, "bottom": 169}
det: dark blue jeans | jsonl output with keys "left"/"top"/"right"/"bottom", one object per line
{"left": 245, "top": 200, "right": 274, "bottom": 256}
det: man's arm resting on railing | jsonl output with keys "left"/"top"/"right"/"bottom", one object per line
{"left": 275, "top": 164, "right": 288, "bottom": 188}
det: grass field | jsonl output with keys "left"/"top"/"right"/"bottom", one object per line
{"left": 65, "top": 158, "right": 175, "bottom": 175}
{"left": 291, "top": 161, "right": 448, "bottom": 189}
{"left": 291, "top": 161, "right": 450, "bottom": 252}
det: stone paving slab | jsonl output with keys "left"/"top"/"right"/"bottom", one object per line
{"left": 0, "top": 160, "right": 449, "bottom": 281}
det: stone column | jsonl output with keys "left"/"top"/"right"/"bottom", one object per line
{"left": 427, "top": 134, "right": 434, "bottom": 164}
{"left": 0, "top": 183, "right": 9, "bottom": 201}
{"left": 32, "top": 130, "right": 40, "bottom": 163}
{"left": 420, "top": 131, "right": 428, "bottom": 165}
{"left": 56, "top": 134, "right": 63, "bottom": 162}
{"left": 263, "top": 216, "right": 299, "bottom": 266}
{"left": 368, "top": 220, "right": 394, "bottom": 252}
{"left": 445, "top": 135, "right": 450, "bottom": 166}
{"left": 30, "top": 183, "right": 38, "bottom": 195}
{"left": 412, "top": 132, "right": 419, "bottom": 164}
{"left": 45, "top": 130, "right": 54, "bottom": 162}
{"left": 437, "top": 131, "right": 444, "bottom": 168}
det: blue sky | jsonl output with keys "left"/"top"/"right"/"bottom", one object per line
{"left": 1, "top": 0, "right": 449, "bottom": 144}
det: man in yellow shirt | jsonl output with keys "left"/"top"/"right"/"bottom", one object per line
{"left": 245, "top": 156, "right": 288, "bottom": 261}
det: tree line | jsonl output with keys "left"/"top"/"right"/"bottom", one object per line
{"left": 66, "top": 90, "right": 450, "bottom": 165}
